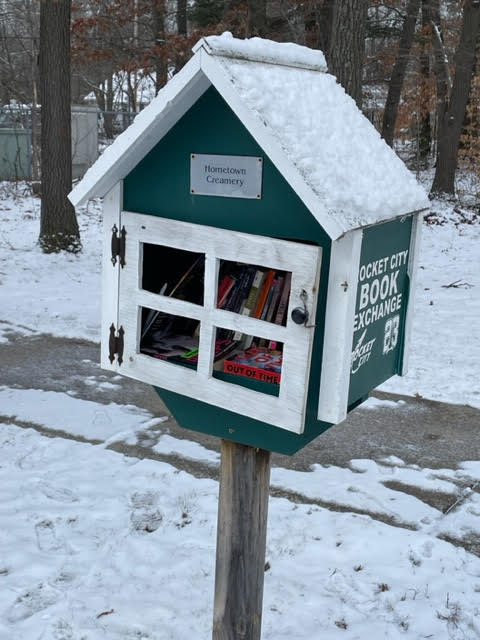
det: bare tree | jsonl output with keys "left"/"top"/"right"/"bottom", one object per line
{"left": 152, "top": 0, "right": 167, "bottom": 93}
{"left": 418, "top": 0, "right": 434, "bottom": 160}
{"left": 39, "top": 0, "right": 80, "bottom": 253}
{"left": 317, "top": 0, "right": 335, "bottom": 55}
{"left": 431, "top": 0, "right": 480, "bottom": 195}
{"left": 248, "top": 0, "right": 267, "bottom": 36}
{"left": 328, "top": 0, "right": 368, "bottom": 108}
{"left": 381, "top": 0, "right": 421, "bottom": 147}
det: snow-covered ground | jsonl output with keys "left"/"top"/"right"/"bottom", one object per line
{"left": 1, "top": 419, "right": 480, "bottom": 640}
{"left": 0, "top": 180, "right": 479, "bottom": 638}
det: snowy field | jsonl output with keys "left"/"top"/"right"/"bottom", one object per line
{"left": 0, "top": 180, "right": 480, "bottom": 639}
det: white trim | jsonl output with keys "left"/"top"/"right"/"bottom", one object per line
{"left": 317, "top": 230, "right": 363, "bottom": 424}
{"left": 69, "top": 55, "right": 208, "bottom": 207}
{"left": 192, "top": 36, "right": 328, "bottom": 72}
{"left": 115, "top": 213, "right": 321, "bottom": 434}
{"left": 69, "top": 46, "right": 345, "bottom": 240}
{"left": 198, "top": 51, "right": 344, "bottom": 241}
{"left": 100, "top": 182, "right": 123, "bottom": 372}
{"left": 69, "top": 44, "right": 427, "bottom": 240}
{"left": 400, "top": 212, "right": 423, "bottom": 375}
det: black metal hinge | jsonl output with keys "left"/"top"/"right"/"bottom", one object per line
{"left": 108, "top": 324, "right": 124, "bottom": 365}
{"left": 111, "top": 224, "right": 126, "bottom": 267}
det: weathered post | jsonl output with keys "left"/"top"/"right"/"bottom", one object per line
{"left": 213, "top": 440, "right": 271, "bottom": 640}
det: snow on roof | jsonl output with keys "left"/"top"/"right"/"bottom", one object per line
{"left": 69, "top": 33, "right": 428, "bottom": 239}
{"left": 213, "top": 52, "right": 429, "bottom": 231}
{"left": 193, "top": 31, "right": 328, "bottom": 72}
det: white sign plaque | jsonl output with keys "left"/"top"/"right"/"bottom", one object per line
{"left": 190, "top": 153, "right": 263, "bottom": 199}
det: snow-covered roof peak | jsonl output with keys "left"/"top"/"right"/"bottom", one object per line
{"left": 193, "top": 32, "right": 328, "bottom": 72}
{"left": 69, "top": 35, "right": 428, "bottom": 239}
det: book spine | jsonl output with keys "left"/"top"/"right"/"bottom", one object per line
{"left": 217, "top": 275, "right": 236, "bottom": 308}
{"left": 260, "top": 282, "right": 276, "bottom": 321}
{"left": 224, "top": 360, "right": 281, "bottom": 384}
{"left": 253, "top": 269, "right": 275, "bottom": 318}
{"left": 223, "top": 267, "right": 247, "bottom": 313}
{"left": 238, "top": 269, "right": 265, "bottom": 349}
{"left": 274, "top": 271, "right": 292, "bottom": 325}
{"left": 236, "top": 267, "right": 256, "bottom": 312}
{"left": 242, "top": 269, "right": 265, "bottom": 317}
{"left": 232, "top": 267, "right": 256, "bottom": 340}
{"left": 265, "top": 276, "right": 283, "bottom": 323}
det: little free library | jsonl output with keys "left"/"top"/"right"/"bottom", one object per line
{"left": 69, "top": 33, "right": 429, "bottom": 456}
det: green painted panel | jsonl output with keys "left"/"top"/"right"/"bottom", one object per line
{"left": 124, "top": 85, "right": 337, "bottom": 455}
{"left": 124, "top": 86, "right": 325, "bottom": 242}
{"left": 156, "top": 387, "right": 321, "bottom": 456}
{"left": 348, "top": 216, "right": 413, "bottom": 405}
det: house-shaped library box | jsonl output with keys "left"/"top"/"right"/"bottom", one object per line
{"left": 69, "top": 33, "right": 429, "bottom": 455}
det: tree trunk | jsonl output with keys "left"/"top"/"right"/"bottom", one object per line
{"left": 381, "top": 0, "right": 421, "bottom": 147}
{"left": 247, "top": 0, "right": 267, "bottom": 37}
{"left": 173, "top": 0, "right": 188, "bottom": 73}
{"left": 153, "top": 0, "right": 167, "bottom": 94}
{"left": 328, "top": 0, "right": 367, "bottom": 108}
{"left": 39, "top": 0, "right": 80, "bottom": 253}
{"left": 317, "top": 0, "right": 335, "bottom": 61}
{"left": 177, "top": 0, "right": 187, "bottom": 35}
{"left": 418, "top": 0, "right": 433, "bottom": 160}
{"left": 223, "top": 0, "right": 244, "bottom": 20}
{"left": 431, "top": 0, "right": 480, "bottom": 195}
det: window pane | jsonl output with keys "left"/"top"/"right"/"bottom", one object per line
{"left": 212, "top": 326, "right": 283, "bottom": 394}
{"left": 217, "top": 260, "right": 291, "bottom": 326}
{"left": 142, "top": 244, "right": 204, "bottom": 305}
{"left": 139, "top": 306, "right": 199, "bottom": 370}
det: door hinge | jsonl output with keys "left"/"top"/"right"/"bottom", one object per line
{"left": 108, "top": 324, "right": 125, "bottom": 365}
{"left": 111, "top": 224, "right": 126, "bottom": 267}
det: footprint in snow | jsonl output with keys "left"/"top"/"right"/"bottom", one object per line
{"left": 6, "top": 582, "right": 58, "bottom": 623}
{"left": 35, "top": 520, "right": 63, "bottom": 552}
{"left": 45, "top": 618, "right": 74, "bottom": 640}
{"left": 38, "top": 482, "right": 78, "bottom": 503}
{"left": 130, "top": 491, "right": 163, "bottom": 533}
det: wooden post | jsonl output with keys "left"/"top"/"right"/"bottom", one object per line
{"left": 213, "top": 440, "right": 271, "bottom": 640}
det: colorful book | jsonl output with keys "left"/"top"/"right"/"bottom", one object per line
{"left": 242, "top": 269, "right": 265, "bottom": 317}
{"left": 274, "top": 271, "right": 292, "bottom": 326}
{"left": 253, "top": 269, "right": 275, "bottom": 319}
{"left": 265, "top": 275, "right": 284, "bottom": 323}
{"left": 230, "top": 266, "right": 256, "bottom": 313}
{"left": 223, "top": 346, "right": 282, "bottom": 385}
{"left": 217, "top": 275, "right": 236, "bottom": 308}
{"left": 223, "top": 361, "right": 281, "bottom": 384}
{"left": 142, "top": 334, "right": 199, "bottom": 359}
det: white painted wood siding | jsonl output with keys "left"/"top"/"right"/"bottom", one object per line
{"left": 317, "top": 230, "right": 362, "bottom": 424}
{"left": 401, "top": 212, "right": 423, "bottom": 375}
{"left": 100, "top": 182, "right": 123, "bottom": 373}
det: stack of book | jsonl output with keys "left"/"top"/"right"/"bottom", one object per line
{"left": 217, "top": 262, "right": 292, "bottom": 327}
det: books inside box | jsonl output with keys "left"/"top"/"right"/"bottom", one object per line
{"left": 139, "top": 245, "right": 291, "bottom": 385}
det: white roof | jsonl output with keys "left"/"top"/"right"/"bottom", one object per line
{"left": 69, "top": 33, "right": 429, "bottom": 240}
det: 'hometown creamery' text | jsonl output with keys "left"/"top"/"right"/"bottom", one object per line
{"left": 204, "top": 163, "right": 246, "bottom": 188}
